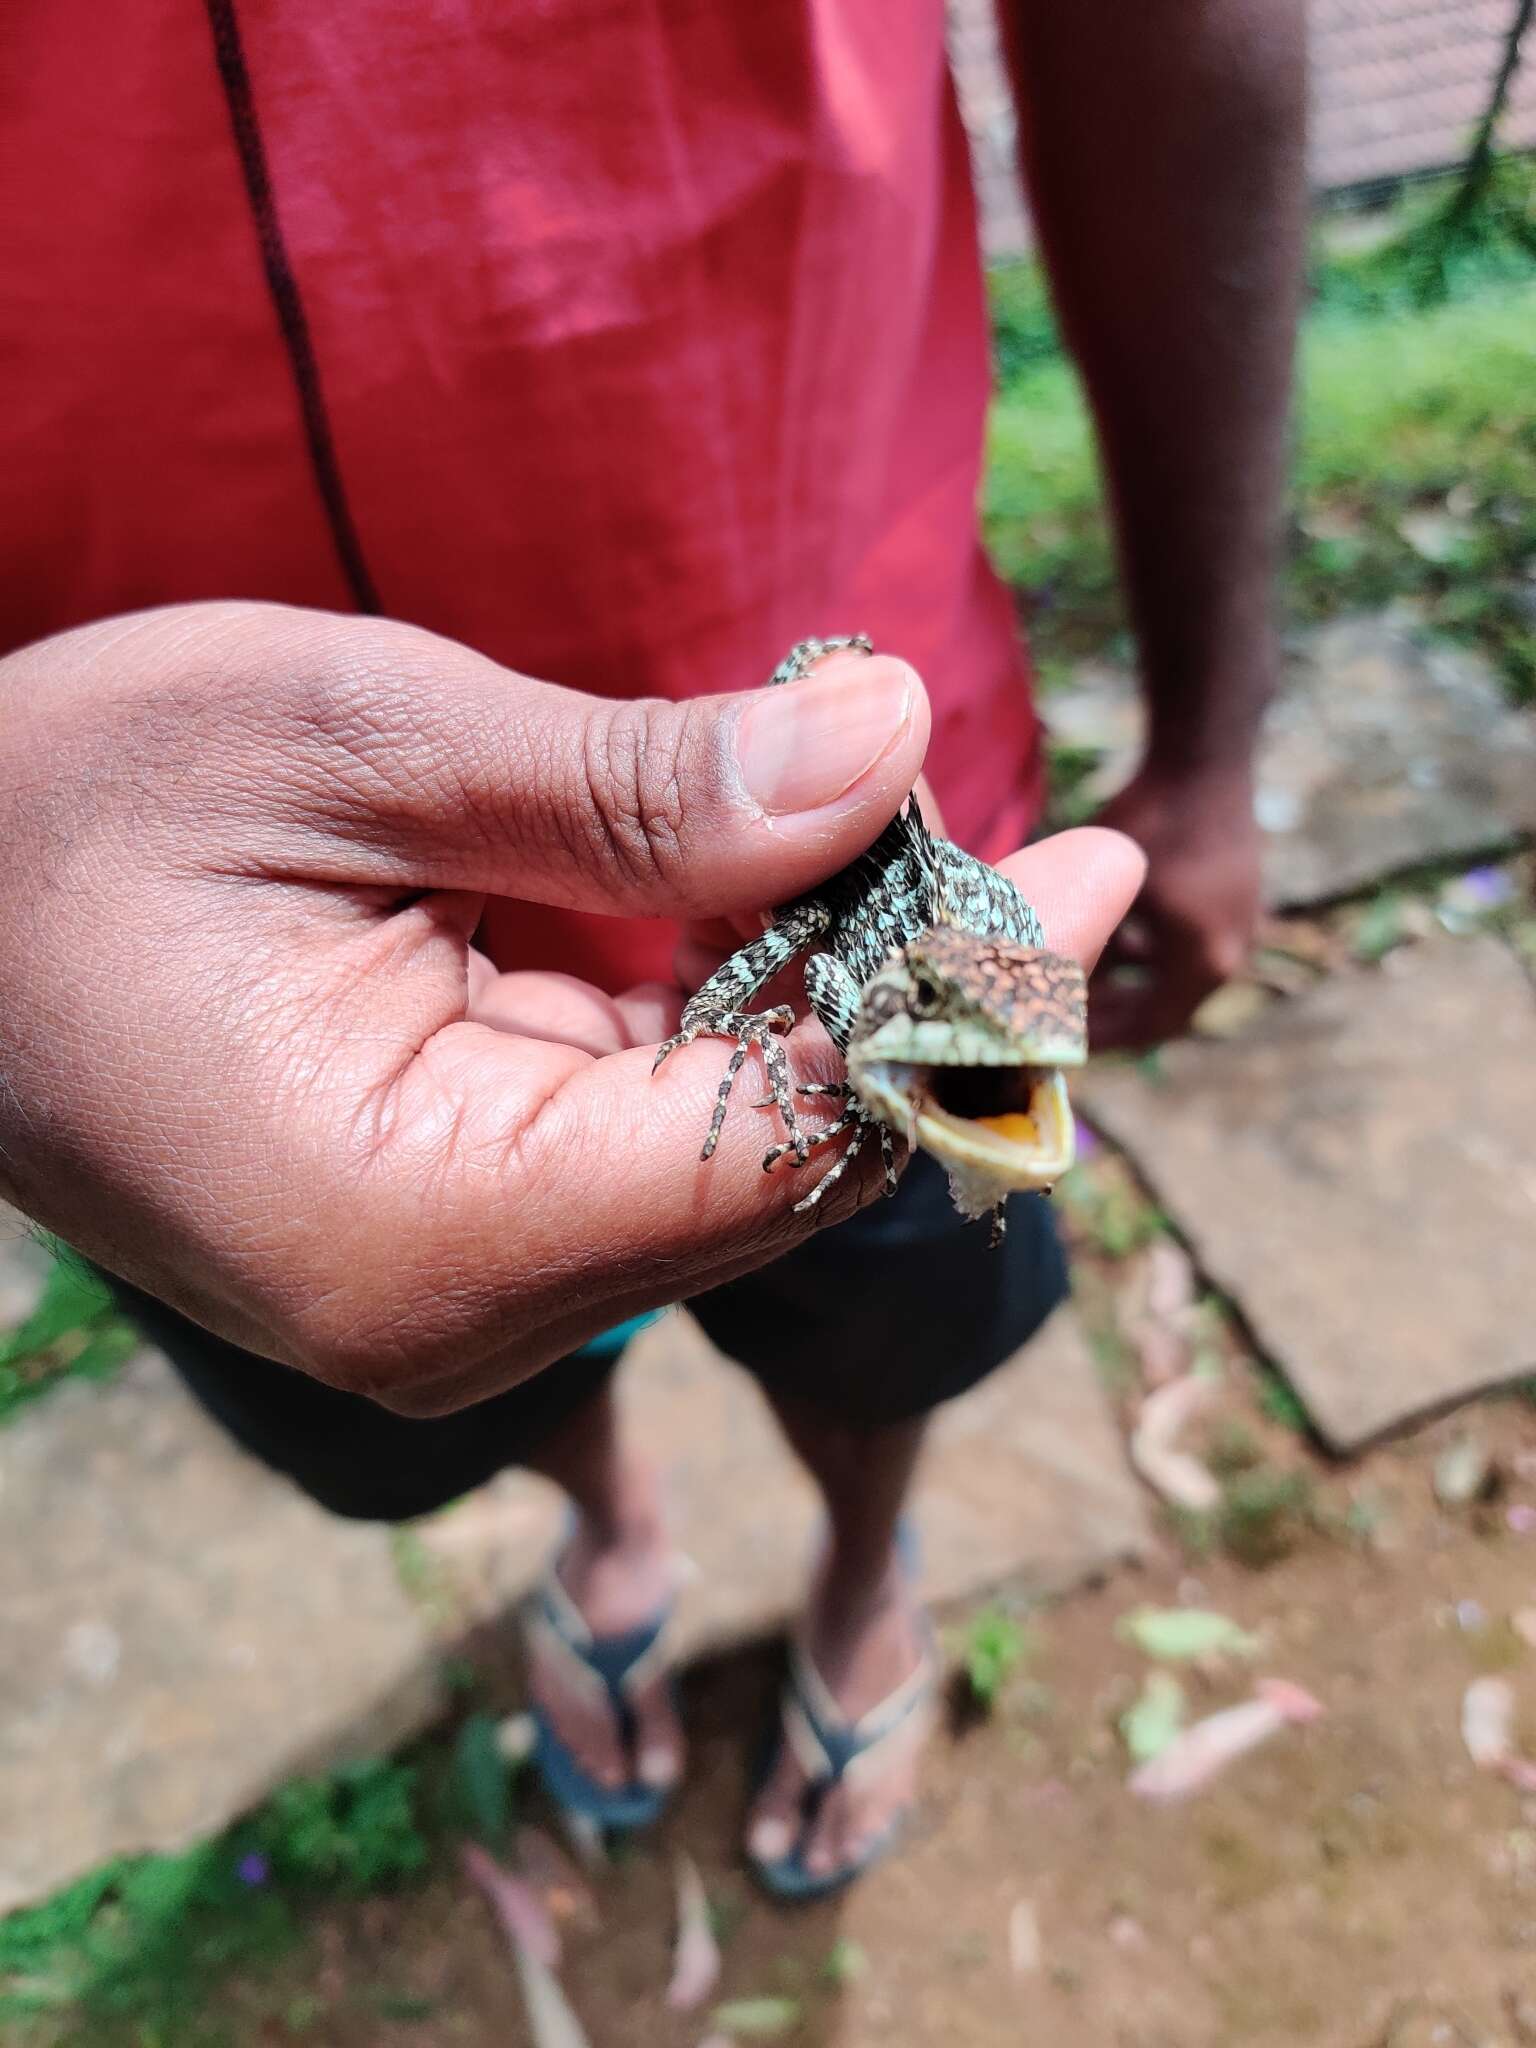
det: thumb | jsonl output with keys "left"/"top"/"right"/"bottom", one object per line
{"left": 167, "top": 606, "right": 932, "bottom": 921}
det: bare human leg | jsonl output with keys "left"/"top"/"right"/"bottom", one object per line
{"left": 521, "top": 1380, "right": 684, "bottom": 1794}
{"left": 747, "top": 1393, "right": 935, "bottom": 1883}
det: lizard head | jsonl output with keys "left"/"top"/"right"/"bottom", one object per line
{"left": 845, "top": 925, "right": 1088, "bottom": 1198}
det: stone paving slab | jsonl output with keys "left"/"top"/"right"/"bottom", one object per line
{"left": 1077, "top": 937, "right": 1536, "bottom": 1451}
{"left": 420, "top": 1304, "right": 1151, "bottom": 1662}
{"left": 1042, "top": 618, "right": 1536, "bottom": 909}
{"left": 0, "top": 1356, "right": 442, "bottom": 1915}
{"left": 0, "top": 1303, "right": 1146, "bottom": 1912}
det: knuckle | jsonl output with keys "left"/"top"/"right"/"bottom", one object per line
{"left": 580, "top": 698, "right": 695, "bottom": 897}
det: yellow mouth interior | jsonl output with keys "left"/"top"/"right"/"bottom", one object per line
{"left": 976, "top": 1110, "right": 1043, "bottom": 1147}
{"left": 909, "top": 1068, "right": 1075, "bottom": 1191}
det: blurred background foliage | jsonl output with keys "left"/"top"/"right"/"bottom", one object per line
{"left": 984, "top": 156, "right": 1536, "bottom": 705}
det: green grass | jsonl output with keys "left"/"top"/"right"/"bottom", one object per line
{"left": 0, "top": 1715, "right": 527, "bottom": 2043}
{"left": 0, "top": 1761, "right": 430, "bottom": 2042}
{"left": 0, "top": 1247, "right": 138, "bottom": 1428}
{"left": 958, "top": 1604, "right": 1031, "bottom": 1713}
{"left": 1309, "top": 156, "right": 1536, "bottom": 320}
{"left": 983, "top": 188, "right": 1536, "bottom": 702}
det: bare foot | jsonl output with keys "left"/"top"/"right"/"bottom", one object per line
{"left": 747, "top": 1544, "right": 933, "bottom": 1883}
{"left": 524, "top": 1466, "right": 685, "bottom": 1796}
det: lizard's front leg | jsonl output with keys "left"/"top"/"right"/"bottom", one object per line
{"left": 756, "top": 949, "right": 900, "bottom": 1199}
{"left": 652, "top": 901, "right": 830, "bottom": 1160}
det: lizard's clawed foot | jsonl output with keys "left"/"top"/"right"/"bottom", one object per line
{"left": 788, "top": 1115, "right": 873, "bottom": 1210}
{"left": 655, "top": 1006, "right": 802, "bottom": 1163}
{"left": 748, "top": 1080, "right": 849, "bottom": 1110}
{"left": 763, "top": 1101, "right": 900, "bottom": 1207}
{"left": 762, "top": 1109, "right": 858, "bottom": 1174}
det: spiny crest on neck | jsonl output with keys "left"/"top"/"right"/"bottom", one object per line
{"left": 903, "top": 789, "right": 955, "bottom": 922}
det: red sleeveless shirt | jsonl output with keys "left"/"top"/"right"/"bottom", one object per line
{"left": 1, "top": 0, "right": 1042, "bottom": 988}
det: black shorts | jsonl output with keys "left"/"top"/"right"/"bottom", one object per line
{"left": 109, "top": 1154, "right": 1068, "bottom": 1524}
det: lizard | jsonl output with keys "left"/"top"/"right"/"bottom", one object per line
{"left": 651, "top": 636, "right": 1089, "bottom": 1242}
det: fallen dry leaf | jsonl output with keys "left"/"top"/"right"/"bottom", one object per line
{"left": 1434, "top": 1435, "right": 1493, "bottom": 1508}
{"left": 1143, "top": 1237, "right": 1197, "bottom": 1324}
{"left": 461, "top": 1840, "right": 560, "bottom": 1970}
{"left": 1128, "top": 1680, "right": 1323, "bottom": 1803}
{"left": 1130, "top": 1377, "right": 1221, "bottom": 1514}
{"left": 1462, "top": 1677, "right": 1536, "bottom": 1790}
{"left": 1119, "top": 1607, "right": 1260, "bottom": 1665}
{"left": 667, "top": 1853, "right": 722, "bottom": 2013}
{"left": 1008, "top": 1897, "right": 1043, "bottom": 1975}
{"left": 515, "top": 1939, "right": 593, "bottom": 2048}
{"left": 1119, "top": 1671, "right": 1188, "bottom": 1764}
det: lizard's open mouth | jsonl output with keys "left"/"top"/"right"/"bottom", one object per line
{"left": 857, "top": 1059, "right": 1075, "bottom": 1191}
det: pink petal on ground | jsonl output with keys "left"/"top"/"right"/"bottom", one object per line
{"left": 461, "top": 1840, "right": 561, "bottom": 1970}
{"left": 1144, "top": 1238, "right": 1197, "bottom": 1323}
{"left": 1255, "top": 1679, "right": 1326, "bottom": 1725}
{"left": 1129, "top": 1683, "right": 1322, "bottom": 1802}
{"left": 1463, "top": 1676, "right": 1516, "bottom": 1770}
{"left": 514, "top": 1940, "right": 593, "bottom": 2048}
{"left": 1130, "top": 1377, "right": 1221, "bottom": 1514}
{"left": 1134, "top": 1321, "right": 1190, "bottom": 1392}
{"left": 1008, "top": 1898, "right": 1043, "bottom": 1975}
{"left": 1462, "top": 1678, "right": 1536, "bottom": 1790}
{"left": 666, "top": 1853, "right": 722, "bottom": 2013}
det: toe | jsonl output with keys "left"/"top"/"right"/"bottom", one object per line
{"left": 631, "top": 1681, "right": 684, "bottom": 1791}
{"left": 800, "top": 1784, "right": 847, "bottom": 1881}
{"left": 526, "top": 1635, "right": 629, "bottom": 1791}
{"left": 746, "top": 1740, "right": 809, "bottom": 1868}
{"left": 796, "top": 1719, "right": 925, "bottom": 1885}
{"left": 843, "top": 1715, "right": 927, "bottom": 1867}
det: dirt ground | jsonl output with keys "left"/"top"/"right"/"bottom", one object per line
{"left": 187, "top": 1384, "right": 1536, "bottom": 2048}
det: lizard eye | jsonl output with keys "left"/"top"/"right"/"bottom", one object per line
{"left": 911, "top": 974, "right": 943, "bottom": 1016}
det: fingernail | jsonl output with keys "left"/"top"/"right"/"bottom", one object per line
{"left": 735, "top": 658, "right": 916, "bottom": 816}
{"left": 749, "top": 1818, "right": 793, "bottom": 1861}
{"left": 638, "top": 1746, "right": 679, "bottom": 1789}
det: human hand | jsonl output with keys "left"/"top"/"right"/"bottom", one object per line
{"left": 0, "top": 604, "right": 1142, "bottom": 1412}
{"left": 1087, "top": 763, "right": 1262, "bottom": 1050}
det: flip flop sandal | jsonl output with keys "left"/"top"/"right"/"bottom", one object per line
{"left": 749, "top": 1531, "right": 936, "bottom": 1902}
{"left": 523, "top": 1559, "right": 679, "bottom": 1834}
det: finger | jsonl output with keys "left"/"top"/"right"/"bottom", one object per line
{"left": 680, "top": 910, "right": 771, "bottom": 959}
{"left": 468, "top": 968, "right": 635, "bottom": 1058}
{"left": 996, "top": 827, "right": 1148, "bottom": 972}
{"left": 913, "top": 771, "right": 947, "bottom": 836}
{"left": 613, "top": 981, "right": 685, "bottom": 1047}
{"left": 144, "top": 607, "right": 930, "bottom": 922}
{"left": 679, "top": 916, "right": 744, "bottom": 956}
{"left": 299, "top": 1014, "right": 890, "bottom": 1411}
